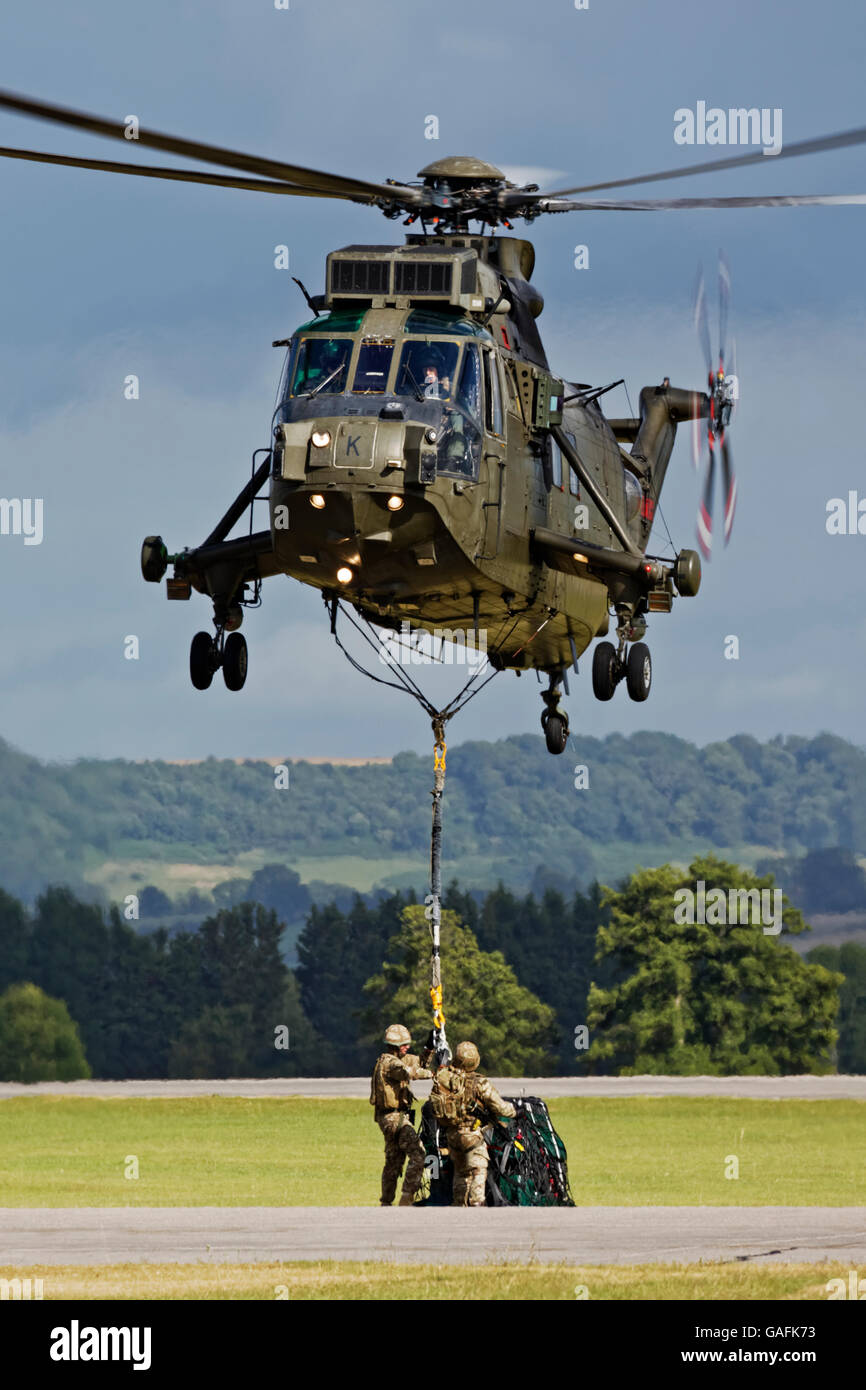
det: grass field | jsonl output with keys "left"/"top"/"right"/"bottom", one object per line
{"left": 0, "top": 1260, "right": 854, "bottom": 1300}
{"left": 0, "top": 1097, "right": 863, "bottom": 1207}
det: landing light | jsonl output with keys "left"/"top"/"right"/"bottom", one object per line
{"left": 310, "top": 494, "right": 326, "bottom": 509}
{"left": 386, "top": 495, "right": 404, "bottom": 512}
{"left": 311, "top": 430, "right": 331, "bottom": 448}
{"left": 336, "top": 566, "right": 354, "bottom": 585}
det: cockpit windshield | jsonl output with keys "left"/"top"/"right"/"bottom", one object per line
{"left": 352, "top": 338, "right": 394, "bottom": 394}
{"left": 395, "top": 340, "right": 460, "bottom": 402}
{"left": 289, "top": 338, "right": 352, "bottom": 397}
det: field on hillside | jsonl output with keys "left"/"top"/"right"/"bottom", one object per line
{"left": 1, "top": 1097, "right": 863, "bottom": 1207}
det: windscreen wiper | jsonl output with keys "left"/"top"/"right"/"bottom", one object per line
{"left": 305, "top": 359, "right": 347, "bottom": 400}
{"left": 398, "top": 363, "right": 425, "bottom": 402}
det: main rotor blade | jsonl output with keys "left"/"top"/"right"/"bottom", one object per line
{"left": 541, "top": 125, "right": 866, "bottom": 197}
{"left": 0, "top": 146, "right": 353, "bottom": 197}
{"left": 0, "top": 89, "right": 417, "bottom": 203}
{"left": 537, "top": 193, "right": 866, "bottom": 211}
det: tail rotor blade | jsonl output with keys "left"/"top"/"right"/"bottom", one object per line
{"left": 691, "top": 405, "right": 709, "bottom": 472}
{"left": 721, "top": 435, "right": 737, "bottom": 544}
{"left": 693, "top": 266, "right": 712, "bottom": 376}
{"left": 718, "top": 250, "right": 731, "bottom": 371}
{"left": 697, "top": 437, "right": 716, "bottom": 559}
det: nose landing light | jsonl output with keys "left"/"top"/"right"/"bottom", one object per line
{"left": 386, "top": 495, "right": 404, "bottom": 511}
{"left": 336, "top": 566, "right": 354, "bottom": 584}
{"left": 310, "top": 494, "right": 326, "bottom": 509}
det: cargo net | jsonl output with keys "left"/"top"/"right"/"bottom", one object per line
{"left": 419, "top": 1096, "right": 574, "bottom": 1207}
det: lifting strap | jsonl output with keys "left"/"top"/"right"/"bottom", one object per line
{"left": 429, "top": 716, "right": 450, "bottom": 1067}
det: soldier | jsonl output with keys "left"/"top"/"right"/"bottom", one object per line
{"left": 430, "top": 1040, "right": 516, "bottom": 1207}
{"left": 370, "top": 1023, "right": 433, "bottom": 1207}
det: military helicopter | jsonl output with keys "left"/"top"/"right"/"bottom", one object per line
{"left": 2, "top": 92, "right": 864, "bottom": 753}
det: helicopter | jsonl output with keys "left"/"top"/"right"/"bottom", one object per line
{"left": 1, "top": 92, "right": 864, "bottom": 753}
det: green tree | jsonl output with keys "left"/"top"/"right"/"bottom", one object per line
{"left": 474, "top": 881, "right": 607, "bottom": 1070}
{"left": 363, "top": 905, "right": 558, "bottom": 1074}
{"left": 168, "top": 1003, "right": 254, "bottom": 1078}
{"left": 0, "top": 982, "right": 91, "bottom": 1081}
{"left": 807, "top": 943, "right": 866, "bottom": 1073}
{"left": 587, "top": 857, "right": 842, "bottom": 1075}
{"left": 296, "top": 893, "right": 410, "bottom": 1070}
{"left": 0, "top": 887, "right": 30, "bottom": 992}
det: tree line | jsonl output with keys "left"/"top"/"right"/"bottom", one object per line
{"left": 5, "top": 730, "right": 866, "bottom": 903}
{"left": 1, "top": 861, "right": 864, "bottom": 1080}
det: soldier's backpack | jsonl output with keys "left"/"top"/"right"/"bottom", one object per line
{"left": 370, "top": 1055, "right": 401, "bottom": 1113}
{"left": 429, "top": 1067, "right": 476, "bottom": 1125}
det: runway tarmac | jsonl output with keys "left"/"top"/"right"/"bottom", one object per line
{"left": 2, "top": 1076, "right": 864, "bottom": 1100}
{"left": 2, "top": 1207, "right": 864, "bottom": 1266}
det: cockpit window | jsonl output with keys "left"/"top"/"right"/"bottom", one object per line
{"left": 405, "top": 309, "right": 492, "bottom": 338}
{"left": 438, "top": 345, "right": 483, "bottom": 481}
{"left": 395, "top": 341, "right": 460, "bottom": 401}
{"left": 289, "top": 338, "right": 352, "bottom": 397}
{"left": 456, "top": 344, "right": 482, "bottom": 422}
{"left": 352, "top": 338, "right": 394, "bottom": 393}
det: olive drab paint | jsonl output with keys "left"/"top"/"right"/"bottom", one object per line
{"left": 160, "top": 223, "right": 705, "bottom": 693}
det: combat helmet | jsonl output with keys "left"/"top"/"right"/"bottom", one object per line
{"left": 454, "top": 1041, "right": 480, "bottom": 1071}
{"left": 384, "top": 1023, "right": 412, "bottom": 1046}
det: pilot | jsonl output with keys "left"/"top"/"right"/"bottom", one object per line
{"left": 422, "top": 357, "right": 451, "bottom": 400}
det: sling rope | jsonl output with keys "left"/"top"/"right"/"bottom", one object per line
{"left": 428, "top": 716, "right": 449, "bottom": 1065}
{"left": 325, "top": 595, "right": 525, "bottom": 1061}
{"left": 326, "top": 596, "right": 569, "bottom": 1063}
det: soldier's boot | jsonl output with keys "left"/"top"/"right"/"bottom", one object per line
{"left": 398, "top": 1188, "right": 418, "bottom": 1206}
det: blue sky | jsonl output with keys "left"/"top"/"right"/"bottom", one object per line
{"left": 1, "top": 0, "right": 865, "bottom": 760}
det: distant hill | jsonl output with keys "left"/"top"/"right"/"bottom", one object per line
{"left": 3, "top": 730, "right": 866, "bottom": 913}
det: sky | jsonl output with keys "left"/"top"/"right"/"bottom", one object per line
{"left": 1, "top": 0, "right": 865, "bottom": 761}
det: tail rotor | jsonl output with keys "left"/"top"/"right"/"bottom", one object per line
{"left": 692, "top": 253, "right": 739, "bottom": 559}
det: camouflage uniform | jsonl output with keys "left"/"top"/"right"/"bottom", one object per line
{"left": 433, "top": 1055, "right": 516, "bottom": 1207}
{"left": 371, "top": 1047, "right": 433, "bottom": 1206}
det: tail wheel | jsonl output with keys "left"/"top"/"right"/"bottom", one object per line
{"left": 542, "top": 710, "right": 569, "bottom": 755}
{"left": 223, "top": 632, "right": 248, "bottom": 691}
{"left": 592, "top": 641, "right": 618, "bottom": 701}
{"left": 141, "top": 535, "right": 168, "bottom": 583}
{"left": 190, "top": 632, "right": 215, "bottom": 691}
{"left": 626, "top": 642, "right": 652, "bottom": 702}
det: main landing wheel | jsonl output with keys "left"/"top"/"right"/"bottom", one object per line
{"left": 190, "top": 631, "right": 216, "bottom": 691}
{"left": 542, "top": 710, "right": 569, "bottom": 755}
{"left": 222, "top": 632, "right": 248, "bottom": 691}
{"left": 592, "top": 641, "right": 618, "bottom": 701}
{"left": 626, "top": 642, "right": 652, "bottom": 702}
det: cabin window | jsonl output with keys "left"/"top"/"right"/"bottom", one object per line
{"left": 394, "top": 340, "right": 460, "bottom": 401}
{"left": 484, "top": 350, "right": 504, "bottom": 436}
{"left": 565, "top": 432, "right": 579, "bottom": 495}
{"left": 352, "top": 338, "right": 394, "bottom": 394}
{"left": 289, "top": 338, "right": 353, "bottom": 397}
{"left": 550, "top": 436, "right": 562, "bottom": 488}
